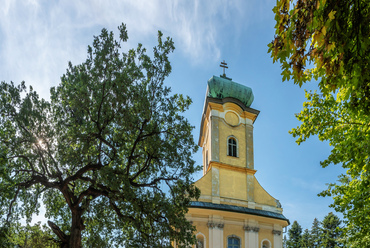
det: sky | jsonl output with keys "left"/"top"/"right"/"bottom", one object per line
{"left": 0, "top": 0, "right": 346, "bottom": 232}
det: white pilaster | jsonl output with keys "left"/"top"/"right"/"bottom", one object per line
{"left": 244, "top": 229, "right": 248, "bottom": 248}
{"left": 272, "top": 225, "right": 283, "bottom": 248}
{"left": 208, "top": 216, "right": 224, "bottom": 248}
{"left": 209, "top": 223, "right": 213, "bottom": 248}
{"left": 244, "top": 220, "right": 259, "bottom": 248}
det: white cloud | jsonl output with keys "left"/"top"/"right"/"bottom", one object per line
{"left": 0, "top": 0, "right": 256, "bottom": 97}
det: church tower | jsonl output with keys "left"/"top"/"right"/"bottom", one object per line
{"left": 186, "top": 68, "right": 289, "bottom": 248}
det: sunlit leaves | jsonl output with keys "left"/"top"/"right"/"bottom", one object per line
{"left": 270, "top": 0, "right": 370, "bottom": 108}
{"left": 270, "top": 0, "right": 370, "bottom": 245}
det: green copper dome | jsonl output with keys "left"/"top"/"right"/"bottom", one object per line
{"left": 207, "top": 75, "right": 254, "bottom": 107}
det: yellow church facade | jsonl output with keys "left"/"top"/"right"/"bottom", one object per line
{"left": 184, "top": 75, "right": 289, "bottom": 248}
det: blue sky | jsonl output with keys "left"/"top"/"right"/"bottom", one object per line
{"left": 0, "top": 0, "right": 345, "bottom": 231}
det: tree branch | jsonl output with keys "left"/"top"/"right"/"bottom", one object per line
{"left": 129, "top": 153, "right": 153, "bottom": 183}
{"left": 48, "top": 220, "right": 69, "bottom": 244}
{"left": 130, "top": 176, "right": 177, "bottom": 188}
{"left": 8, "top": 155, "right": 36, "bottom": 172}
{"left": 126, "top": 119, "right": 148, "bottom": 176}
{"left": 18, "top": 175, "right": 59, "bottom": 189}
{"left": 63, "top": 163, "right": 102, "bottom": 185}
{"left": 109, "top": 200, "right": 136, "bottom": 223}
{"left": 6, "top": 186, "right": 20, "bottom": 223}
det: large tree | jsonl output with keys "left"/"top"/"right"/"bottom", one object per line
{"left": 310, "top": 218, "right": 322, "bottom": 248}
{"left": 0, "top": 24, "right": 200, "bottom": 248}
{"left": 269, "top": 0, "right": 370, "bottom": 245}
{"left": 300, "top": 229, "right": 313, "bottom": 248}
{"left": 321, "top": 212, "right": 344, "bottom": 248}
{"left": 286, "top": 220, "right": 303, "bottom": 248}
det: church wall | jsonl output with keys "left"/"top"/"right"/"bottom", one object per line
{"left": 194, "top": 171, "right": 212, "bottom": 197}
{"left": 202, "top": 115, "right": 211, "bottom": 173}
{"left": 253, "top": 178, "right": 277, "bottom": 207}
{"left": 201, "top": 101, "right": 258, "bottom": 173}
{"left": 187, "top": 210, "right": 285, "bottom": 248}
{"left": 193, "top": 220, "right": 209, "bottom": 248}
{"left": 258, "top": 227, "right": 274, "bottom": 247}
{"left": 223, "top": 223, "right": 245, "bottom": 248}
{"left": 219, "top": 168, "right": 247, "bottom": 201}
{"left": 218, "top": 118, "right": 247, "bottom": 168}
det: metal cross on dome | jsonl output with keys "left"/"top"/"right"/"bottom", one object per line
{"left": 220, "top": 60, "right": 228, "bottom": 77}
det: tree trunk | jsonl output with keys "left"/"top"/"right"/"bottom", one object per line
{"left": 68, "top": 210, "right": 84, "bottom": 248}
{"left": 48, "top": 209, "right": 84, "bottom": 248}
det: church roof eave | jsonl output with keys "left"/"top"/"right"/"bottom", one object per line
{"left": 189, "top": 201, "right": 290, "bottom": 225}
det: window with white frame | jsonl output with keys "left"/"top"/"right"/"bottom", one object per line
{"left": 196, "top": 238, "right": 204, "bottom": 248}
{"left": 196, "top": 233, "right": 205, "bottom": 248}
{"left": 227, "top": 235, "right": 240, "bottom": 248}
{"left": 227, "top": 137, "right": 237, "bottom": 157}
{"left": 262, "top": 239, "right": 271, "bottom": 248}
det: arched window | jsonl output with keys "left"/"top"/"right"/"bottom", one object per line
{"left": 262, "top": 239, "right": 271, "bottom": 248}
{"left": 195, "top": 233, "right": 206, "bottom": 248}
{"left": 227, "top": 137, "right": 237, "bottom": 157}
{"left": 196, "top": 237, "right": 204, "bottom": 248}
{"left": 227, "top": 235, "right": 240, "bottom": 248}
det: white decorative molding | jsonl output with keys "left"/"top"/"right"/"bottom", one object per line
{"left": 208, "top": 221, "right": 224, "bottom": 248}
{"left": 244, "top": 226, "right": 260, "bottom": 232}
{"left": 207, "top": 222, "right": 224, "bottom": 229}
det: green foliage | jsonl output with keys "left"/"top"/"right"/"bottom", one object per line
{"left": 0, "top": 24, "right": 200, "bottom": 248}
{"left": 0, "top": 225, "right": 13, "bottom": 247}
{"left": 321, "top": 212, "right": 344, "bottom": 248}
{"left": 269, "top": 0, "right": 370, "bottom": 245}
{"left": 6, "top": 222, "right": 59, "bottom": 248}
{"left": 300, "top": 229, "right": 313, "bottom": 248}
{"left": 286, "top": 220, "right": 302, "bottom": 248}
{"left": 286, "top": 214, "right": 345, "bottom": 248}
{"left": 311, "top": 218, "right": 322, "bottom": 248}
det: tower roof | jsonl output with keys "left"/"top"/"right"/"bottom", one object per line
{"left": 207, "top": 75, "right": 254, "bottom": 107}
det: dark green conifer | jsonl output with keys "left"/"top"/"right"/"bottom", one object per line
{"left": 321, "top": 212, "right": 344, "bottom": 248}
{"left": 311, "top": 218, "right": 322, "bottom": 248}
{"left": 286, "top": 221, "right": 302, "bottom": 248}
{"left": 300, "top": 229, "right": 313, "bottom": 248}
